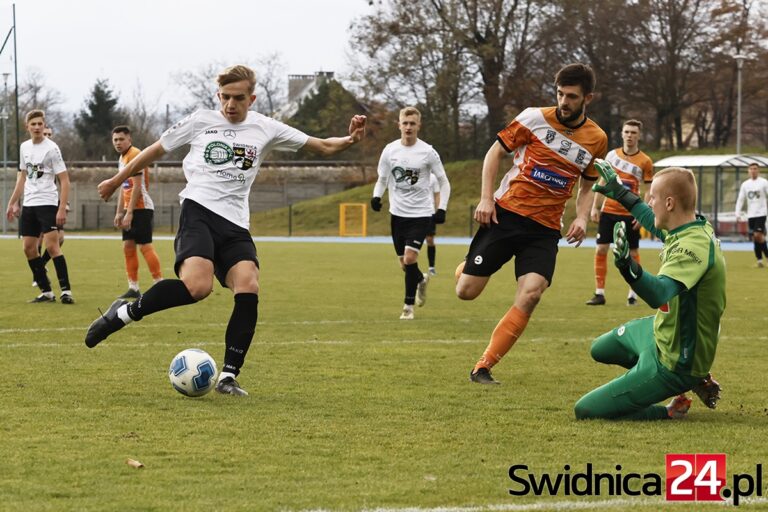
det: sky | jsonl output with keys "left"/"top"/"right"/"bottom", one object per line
{"left": 0, "top": 0, "right": 373, "bottom": 114}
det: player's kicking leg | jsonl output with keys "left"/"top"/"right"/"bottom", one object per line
{"left": 84, "top": 257, "right": 207, "bottom": 347}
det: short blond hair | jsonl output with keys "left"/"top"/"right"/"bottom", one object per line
{"left": 654, "top": 167, "right": 697, "bottom": 212}
{"left": 217, "top": 65, "right": 256, "bottom": 94}
{"left": 399, "top": 106, "right": 421, "bottom": 122}
{"left": 25, "top": 109, "right": 45, "bottom": 124}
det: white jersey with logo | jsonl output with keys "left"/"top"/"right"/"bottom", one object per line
{"left": 373, "top": 138, "right": 450, "bottom": 218}
{"left": 160, "top": 109, "right": 309, "bottom": 229}
{"left": 19, "top": 137, "right": 67, "bottom": 207}
{"left": 735, "top": 177, "right": 768, "bottom": 219}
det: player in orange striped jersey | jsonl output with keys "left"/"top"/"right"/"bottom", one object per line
{"left": 457, "top": 63, "right": 608, "bottom": 385}
{"left": 586, "top": 120, "right": 653, "bottom": 306}
{"left": 112, "top": 126, "right": 163, "bottom": 299}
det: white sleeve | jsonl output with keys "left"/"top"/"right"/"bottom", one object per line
{"left": 264, "top": 118, "right": 310, "bottom": 153}
{"left": 47, "top": 144, "right": 67, "bottom": 174}
{"left": 429, "top": 149, "right": 450, "bottom": 210}
{"left": 160, "top": 111, "right": 201, "bottom": 152}
{"left": 735, "top": 183, "right": 746, "bottom": 214}
{"left": 373, "top": 147, "right": 389, "bottom": 198}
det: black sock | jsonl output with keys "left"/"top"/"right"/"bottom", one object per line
{"left": 52, "top": 255, "right": 71, "bottom": 292}
{"left": 222, "top": 293, "right": 258, "bottom": 377}
{"left": 404, "top": 262, "right": 422, "bottom": 306}
{"left": 761, "top": 242, "right": 768, "bottom": 258}
{"left": 427, "top": 245, "right": 436, "bottom": 267}
{"left": 755, "top": 242, "right": 762, "bottom": 260}
{"left": 127, "top": 279, "right": 196, "bottom": 321}
{"left": 41, "top": 249, "right": 51, "bottom": 265}
{"left": 28, "top": 257, "right": 51, "bottom": 292}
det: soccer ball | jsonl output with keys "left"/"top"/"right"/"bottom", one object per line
{"left": 168, "top": 349, "right": 218, "bottom": 397}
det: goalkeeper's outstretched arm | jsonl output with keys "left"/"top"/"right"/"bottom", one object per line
{"left": 592, "top": 159, "right": 665, "bottom": 241}
{"left": 612, "top": 221, "right": 682, "bottom": 307}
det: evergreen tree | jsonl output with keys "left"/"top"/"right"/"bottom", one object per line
{"left": 75, "top": 79, "right": 127, "bottom": 159}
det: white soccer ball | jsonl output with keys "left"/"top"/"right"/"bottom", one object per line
{"left": 168, "top": 349, "right": 218, "bottom": 397}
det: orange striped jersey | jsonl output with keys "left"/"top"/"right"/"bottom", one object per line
{"left": 495, "top": 107, "right": 608, "bottom": 230}
{"left": 600, "top": 148, "right": 654, "bottom": 216}
{"left": 119, "top": 146, "right": 154, "bottom": 210}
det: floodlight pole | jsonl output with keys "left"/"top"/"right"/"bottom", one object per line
{"left": 735, "top": 54, "right": 747, "bottom": 155}
{"left": 1, "top": 73, "right": 8, "bottom": 234}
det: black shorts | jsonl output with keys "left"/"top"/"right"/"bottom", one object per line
{"left": 122, "top": 209, "right": 155, "bottom": 244}
{"left": 20, "top": 205, "right": 59, "bottom": 237}
{"left": 391, "top": 215, "right": 431, "bottom": 256}
{"left": 748, "top": 216, "right": 766, "bottom": 235}
{"left": 597, "top": 212, "right": 641, "bottom": 249}
{"left": 463, "top": 204, "right": 560, "bottom": 284}
{"left": 426, "top": 218, "right": 437, "bottom": 237}
{"left": 174, "top": 199, "right": 258, "bottom": 287}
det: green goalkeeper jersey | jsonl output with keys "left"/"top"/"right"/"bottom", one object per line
{"left": 654, "top": 216, "right": 726, "bottom": 377}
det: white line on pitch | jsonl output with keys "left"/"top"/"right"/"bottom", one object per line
{"left": 302, "top": 495, "right": 768, "bottom": 512}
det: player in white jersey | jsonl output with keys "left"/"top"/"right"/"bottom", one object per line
{"left": 425, "top": 173, "right": 441, "bottom": 276}
{"left": 32, "top": 124, "right": 67, "bottom": 287}
{"left": 85, "top": 65, "right": 367, "bottom": 396}
{"left": 5, "top": 110, "right": 74, "bottom": 304}
{"left": 371, "top": 106, "right": 450, "bottom": 320}
{"left": 735, "top": 163, "right": 768, "bottom": 266}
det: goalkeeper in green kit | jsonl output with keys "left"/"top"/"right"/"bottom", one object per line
{"left": 574, "top": 162, "right": 724, "bottom": 420}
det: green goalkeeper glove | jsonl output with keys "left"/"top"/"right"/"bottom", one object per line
{"left": 613, "top": 221, "right": 642, "bottom": 283}
{"left": 592, "top": 159, "right": 642, "bottom": 211}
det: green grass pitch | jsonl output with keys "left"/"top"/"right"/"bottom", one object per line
{"left": 1, "top": 237, "right": 766, "bottom": 511}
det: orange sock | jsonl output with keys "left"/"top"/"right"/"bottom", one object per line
{"left": 124, "top": 245, "right": 139, "bottom": 283}
{"left": 595, "top": 252, "right": 607, "bottom": 291}
{"left": 474, "top": 305, "right": 530, "bottom": 371}
{"left": 632, "top": 252, "right": 641, "bottom": 264}
{"left": 140, "top": 244, "right": 163, "bottom": 280}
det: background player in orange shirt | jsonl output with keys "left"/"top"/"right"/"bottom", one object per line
{"left": 457, "top": 63, "right": 608, "bottom": 384}
{"left": 112, "top": 125, "right": 163, "bottom": 299}
{"left": 586, "top": 120, "right": 654, "bottom": 306}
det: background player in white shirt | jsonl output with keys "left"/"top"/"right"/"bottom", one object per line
{"left": 5, "top": 110, "right": 74, "bottom": 304}
{"left": 371, "top": 107, "right": 450, "bottom": 320}
{"left": 32, "top": 124, "right": 67, "bottom": 287}
{"left": 735, "top": 163, "right": 768, "bottom": 266}
{"left": 86, "top": 65, "right": 366, "bottom": 396}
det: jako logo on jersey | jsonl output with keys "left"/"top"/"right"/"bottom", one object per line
{"left": 204, "top": 141, "right": 234, "bottom": 165}
{"left": 205, "top": 129, "right": 218, "bottom": 134}
{"left": 531, "top": 166, "right": 569, "bottom": 189}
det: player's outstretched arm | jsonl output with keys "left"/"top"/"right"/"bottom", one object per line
{"left": 304, "top": 115, "right": 367, "bottom": 156}
{"left": 98, "top": 142, "right": 165, "bottom": 202}
{"left": 613, "top": 221, "right": 682, "bottom": 307}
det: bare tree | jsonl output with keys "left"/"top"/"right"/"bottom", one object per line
{"left": 171, "top": 61, "right": 225, "bottom": 114}
{"left": 428, "top": 0, "right": 549, "bottom": 135}
{"left": 254, "top": 52, "right": 287, "bottom": 116}
{"left": 349, "top": 0, "right": 479, "bottom": 158}
{"left": 126, "top": 81, "right": 162, "bottom": 149}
